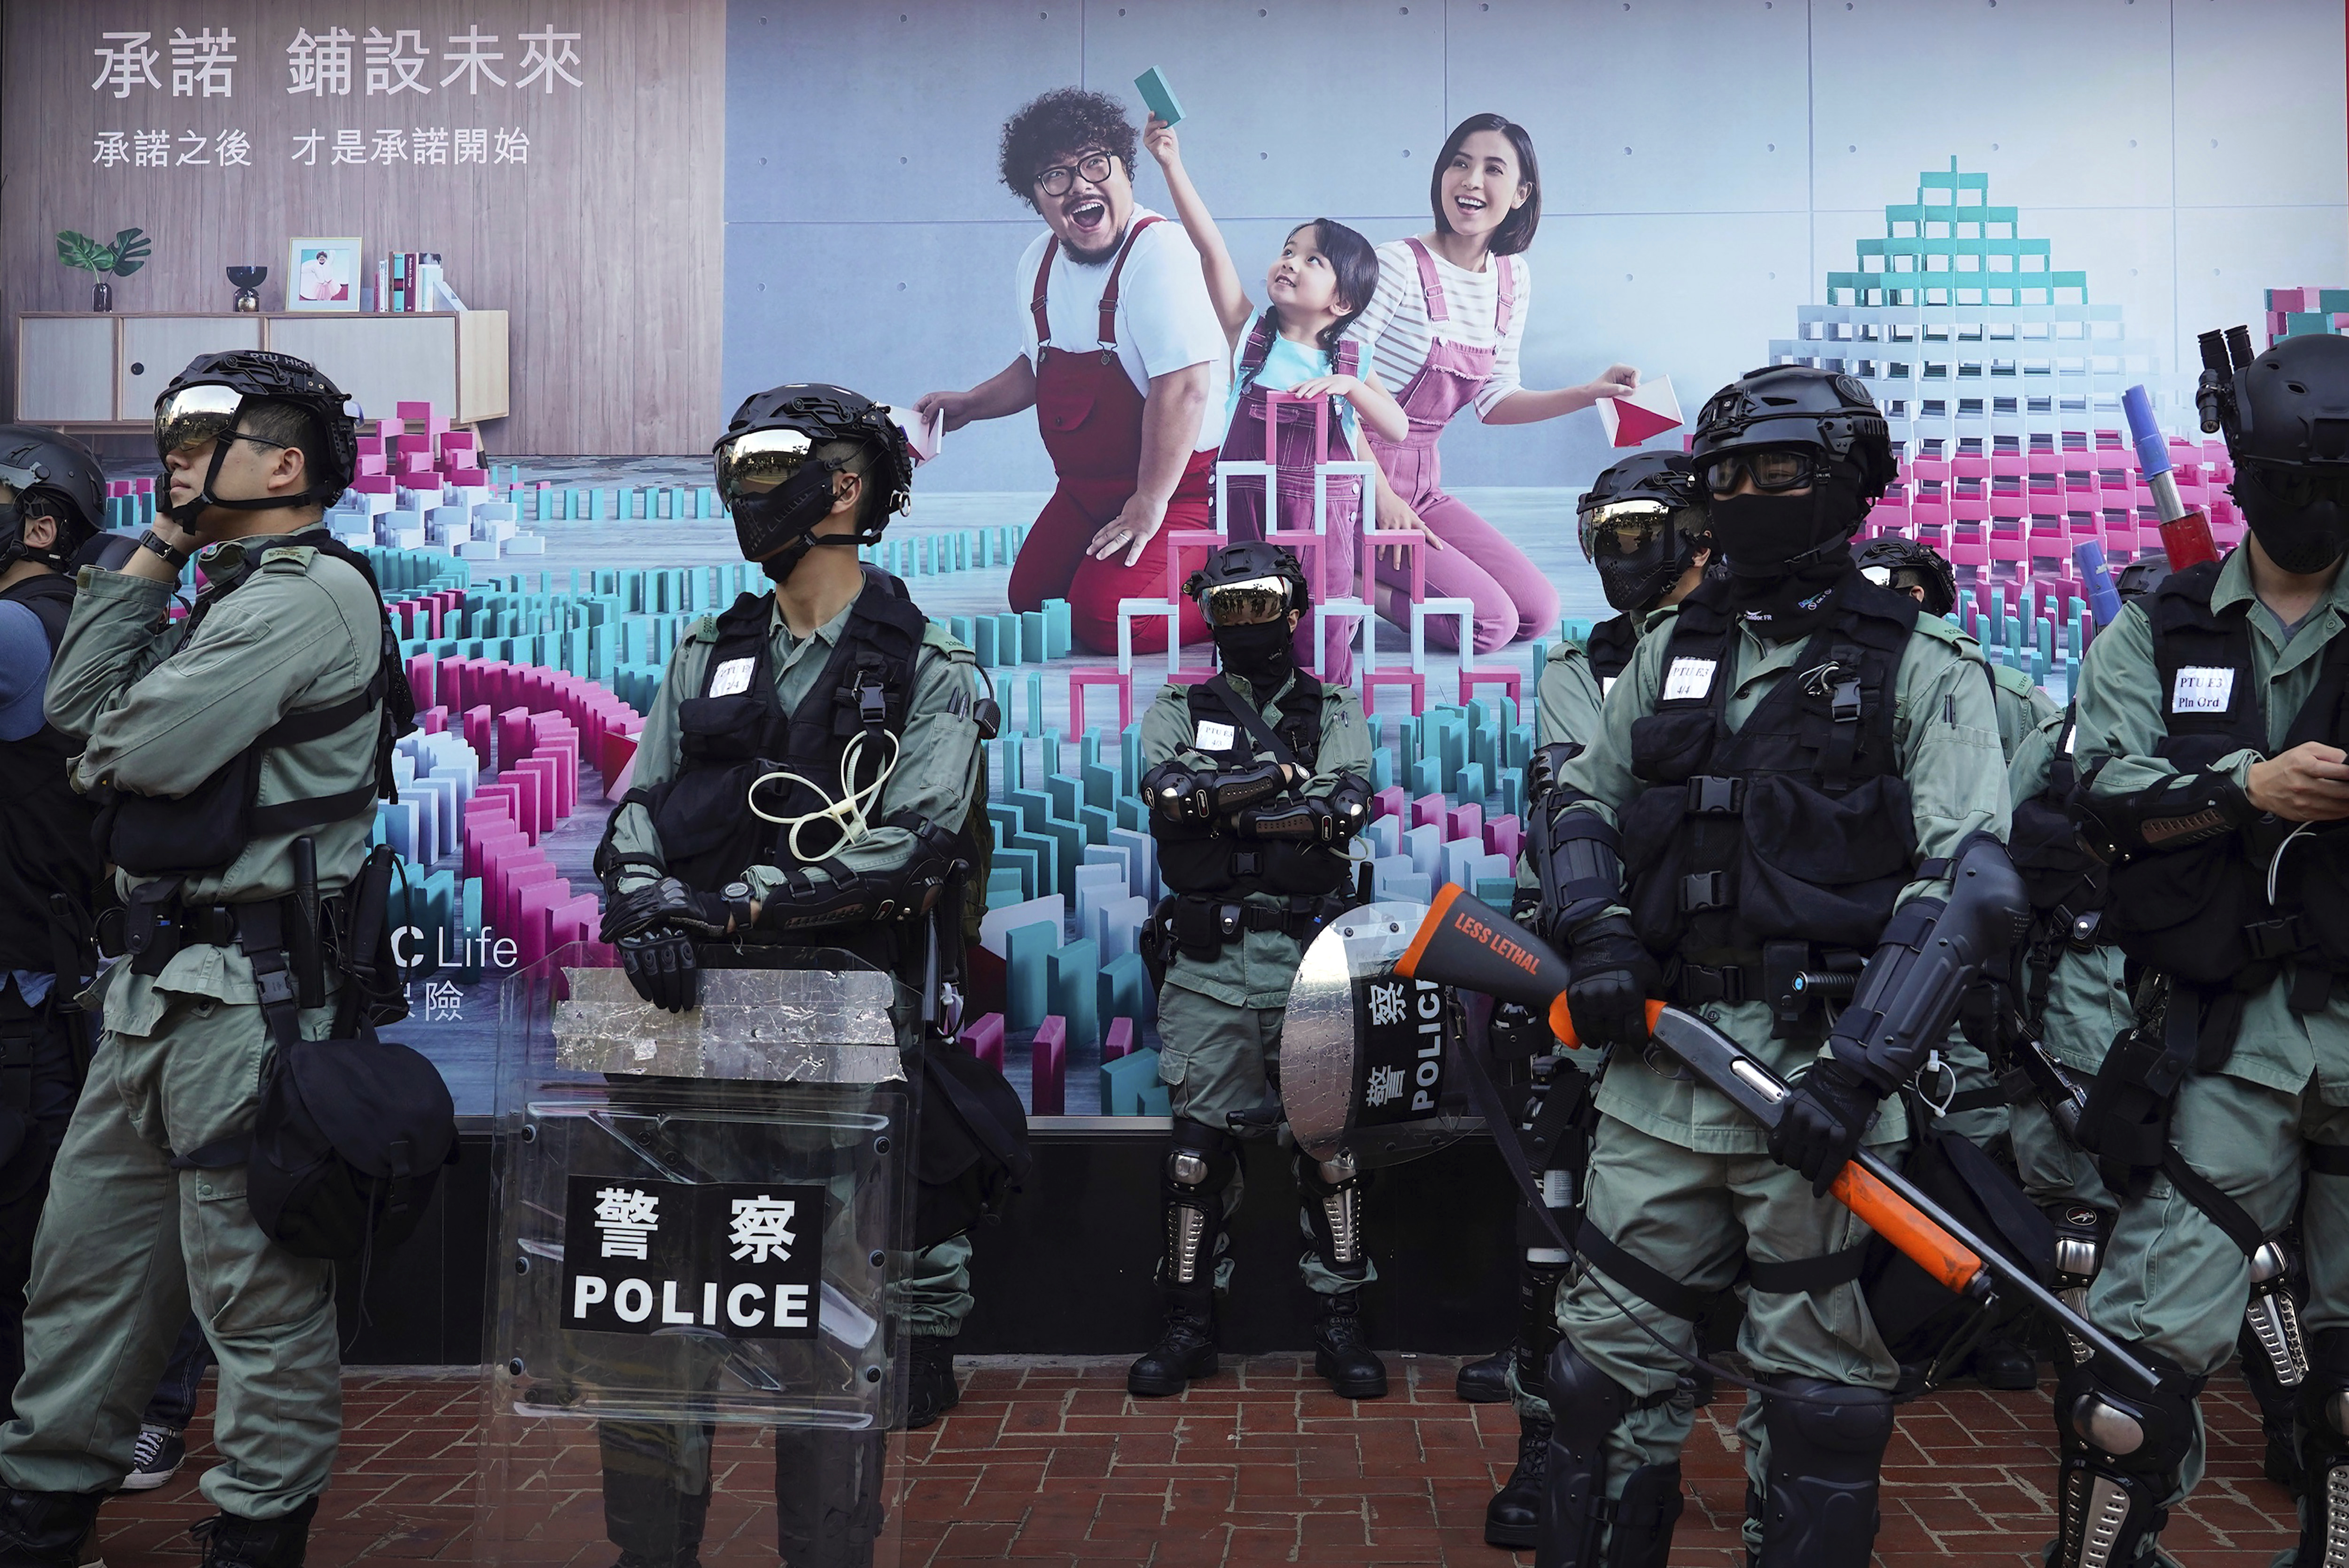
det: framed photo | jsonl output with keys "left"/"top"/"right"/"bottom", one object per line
{"left": 287, "top": 236, "right": 361, "bottom": 311}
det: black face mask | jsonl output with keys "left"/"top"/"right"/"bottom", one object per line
{"left": 1595, "top": 539, "right": 1680, "bottom": 615}
{"left": 2238, "top": 479, "right": 2349, "bottom": 574}
{"left": 1709, "top": 489, "right": 1854, "bottom": 574}
{"left": 1213, "top": 620, "right": 1294, "bottom": 686}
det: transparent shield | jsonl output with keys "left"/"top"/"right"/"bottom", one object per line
{"left": 1280, "top": 901, "right": 1474, "bottom": 1169}
{"left": 477, "top": 942, "right": 917, "bottom": 1568}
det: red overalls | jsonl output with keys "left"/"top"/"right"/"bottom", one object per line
{"left": 1215, "top": 314, "right": 1364, "bottom": 685}
{"left": 1363, "top": 238, "right": 1559, "bottom": 653}
{"left": 1008, "top": 217, "right": 1214, "bottom": 656}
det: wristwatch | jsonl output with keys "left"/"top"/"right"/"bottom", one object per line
{"left": 722, "top": 880, "right": 758, "bottom": 931}
{"left": 135, "top": 527, "right": 192, "bottom": 570}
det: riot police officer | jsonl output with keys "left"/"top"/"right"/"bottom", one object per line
{"left": 0, "top": 353, "right": 404, "bottom": 1567}
{"left": 591, "top": 384, "right": 1001, "bottom": 1568}
{"left": 1857, "top": 531, "right": 2057, "bottom": 756}
{"left": 1537, "top": 367, "right": 2009, "bottom": 1568}
{"left": 1129, "top": 541, "right": 1376, "bottom": 1399}
{"left": 0, "top": 429, "right": 108, "bottom": 1421}
{"left": 1466, "top": 453, "right": 1713, "bottom": 1545}
{"left": 2051, "top": 330, "right": 2349, "bottom": 1568}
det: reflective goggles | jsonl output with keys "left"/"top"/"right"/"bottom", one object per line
{"left": 1694, "top": 446, "right": 1822, "bottom": 496}
{"left": 2240, "top": 457, "right": 2349, "bottom": 510}
{"left": 1199, "top": 576, "right": 1294, "bottom": 627}
{"left": 154, "top": 383, "right": 254, "bottom": 462}
{"left": 713, "top": 427, "right": 819, "bottom": 508}
{"left": 1859, "top": 564, "right": 1922, "bottom": 593}
{"left": 1577, "top": 499, "right": 1673, "bottom": 561}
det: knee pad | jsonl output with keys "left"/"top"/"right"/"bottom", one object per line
{"left": 1164, "top": 1122, "right": 1238, "bottom": 1288}
{"left": 1758, "top": 1378, "right": 1894, "bottom": 1568}
{"left": 1535, "top": 1340, "right": 1637, "bottom": 1568}
{"left": 2051, "top": 1348, "right": 2202, "bottom": 1568}
{"left": 1295, "top": 1148, "right": 1367, "bottom": 1283}
{"left": 1604, "top": 1462, "right": 1683, "bottom": 1568}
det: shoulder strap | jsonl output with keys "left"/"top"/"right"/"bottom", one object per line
{"left": 1203, "top": 674, "right": 1305, "bottom": 776}
{"left": 1237, "top": 312, "right": 1278, "bottom": 377}
{"left": 1494, "top": 254, "right": 1517, "bottom": 337}
{"left": 1097, "top": 215, "right": 1165, "bottom": 349}
{"left": 1403, "top": 237, "right": 1448, "bottom": 324}
{"left": 1029, "top": 235, "right": 1060, "bottom": 348}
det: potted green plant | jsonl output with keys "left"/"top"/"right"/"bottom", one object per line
{"left": 55, "top": 227, "right": 152, "bottom": 312}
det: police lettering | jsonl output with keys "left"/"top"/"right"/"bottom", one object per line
{"left": 572, "top": 1274, "right": 813, "bottom": 1331}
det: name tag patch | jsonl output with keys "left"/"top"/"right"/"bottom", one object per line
{"left": 1195, "top": 720, "right": 1237, "bottom": 752}
{"left": 709, "top": 657, "right": 756, "bottom": 698}
{"left": 1599, "top": 675, "right": 1618, "bottom": 699}
{"left": 2171, "top": 667, "right": 2234, "bottom": 714}
{"left": 1663, "top": 658, "right": 1716, "bottom": 702}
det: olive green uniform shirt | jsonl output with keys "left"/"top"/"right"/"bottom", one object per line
{"left": 1556, "top": 603, "right": 2012, "bottom": 1152}
{"left": 2075, "top": 547, "right": 2349, "bottom": 1103}
{"left": 1534, "top": 642, "right": 1605, "bottom": 752}
{"left": 1139, "top": 672, "right": 1372, "bottom": 1009}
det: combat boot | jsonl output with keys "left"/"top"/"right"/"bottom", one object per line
{"left": 1312, "top": 1290, "right": 1387, "bottom": 1399}
{"left": 1483, "top": 1413, "right": 1547, "bottom": 1548}
{"left": 189, "top": 1497, "right": 317, "bottom": 1568}
{"left": 599, "top": 1458, "right": 708, "bottom": 1568}
{"left": 0, "top": 1489, "right": 102, "bottom": 1568}
{"left": 1456, "top": 1344, "right": 1513, "bottom": 1404}
{"left": 1967, "top": 1333, "right": 2038, "bottom": 1391}
{"left": 1128, "top": 1280, "right": 1218, "bottom": 1397}
{"left": 904, "top": 1334, "right": 960, "bottom": 1430}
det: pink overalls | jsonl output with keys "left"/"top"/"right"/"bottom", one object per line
{"left": 1214, "top": 315, "right": 1364, "bottom": 685}
{"left": 1364, "top": 238, "right": 1560, "bottom": 654}
{"left": 1010, "top": 216, "right": 1215, "bottom": 656}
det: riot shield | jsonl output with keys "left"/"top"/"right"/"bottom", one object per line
{"left": 477, "top": 942, "right": 917, "bottom": 1568}
{"left": 1279, "top": 901, "right": 1474, "bottom": 1168}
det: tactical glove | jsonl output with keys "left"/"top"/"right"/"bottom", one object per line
{"left": 619, "top": 928, "right": 700, "bottom": 1013}
{"left": 1766, "top": 1056, "right": 1880, "bottom": 1195}
{"left": 601, "top": 877, "right": 747, "bottom": 944}
{"left": 1564, "top": 916, "right": 1661, "bottom": 1051}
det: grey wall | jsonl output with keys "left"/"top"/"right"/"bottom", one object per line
{"left": 725, "top": 0, "right": 2348, "bottom": 489}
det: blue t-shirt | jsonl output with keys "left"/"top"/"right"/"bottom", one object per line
{"left": 1222, "top": 334, "right": 1361, "bottom": 452}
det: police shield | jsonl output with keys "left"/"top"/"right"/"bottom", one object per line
{"left": 1280, "top": 901, "right": 1472, "bottom": 1168}
{"left": 478, "top": 943, "right": 916, "bottom": 1568}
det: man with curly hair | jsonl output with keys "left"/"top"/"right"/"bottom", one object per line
{"left": 918, "top": 87, "right": 1227, "bottom": 656}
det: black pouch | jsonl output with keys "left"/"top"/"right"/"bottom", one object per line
{"left": 1862, "top": 1127, "right": 2055, "bottom": 1382}
{"left": 1736, "top": 774, "right": 1919, "bottom": 948}
{"left": 99, "top": 750, "right": 264, "bottom": 877}
{"left": 2104, "top": 838, "right": 2253, "bottom": 984}
{"left": 912, "top": 1032, "right": 1032, "bottom": 1248}
{"left": 647, "top": 761, "right": 772, "bottom": 893}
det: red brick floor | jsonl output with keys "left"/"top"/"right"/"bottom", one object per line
{"left": 89, "top": 1357, "right": 2294, "bottom": 1566}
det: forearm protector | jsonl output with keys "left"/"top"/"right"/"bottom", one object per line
{"left": 1824, "top": 834, "right": 2029, "bottom": 1094}
{"left": 1142, "top": 759, "right": 1288, "bottom": 828}
{"left": 2071, "top": 759, "right": 2255, "bottom": 859}
{"left": 754, "top": 813, "right": 965, "bottom": 934}
{"left": 1523, "top": 741, "right": 1583, "bottom": 814}
{"left": 1235, "top": 772, "right": 1370, "bottom": 843}
{"left": 1527, "top": 803, "right": 1624, "bottom": 949}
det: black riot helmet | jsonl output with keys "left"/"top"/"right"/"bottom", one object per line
{"left": 0, "top": 427, "right": 106, "bottom": 571}
{"left": 153, "top": 351, "right": 359, "bottom": 524}
{"left": 1855, "top": 533, "right": 1957, "bottom": 616}
{"left": 714, "top": 383, "right": 915, "bottom": 583}
{"left": 1184, "top": 539, "right": 1311, "bottom": 625}
{"left": 1577, "top": 451, "right": 1711, "bottom": 615}
{"left": 2199, "top": 329, "right": 2349, "bottom": 574}
{"left": 1690, "top": 365, "right": 1895, "bottom": 576}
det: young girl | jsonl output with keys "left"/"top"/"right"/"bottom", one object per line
{"left": 1146, "top": 115, "right": 1407, "bottom": 686}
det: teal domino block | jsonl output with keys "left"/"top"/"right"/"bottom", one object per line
{"left": 986, "top": 865, "right": 1027, "bottom": 909}
{"left": 1116, "top": 795, "right": 1146, "bottom": 833}
{"left": 1409, "top": 757, "right": 1439, "bottom": 798}
{"left": 1100, "top": 1047, "right": 1167, "bottom": 1116}
{"left": 1044, "top": 772, "right": 1083, "bottom": 823}
{"left": 1048, "top": 939, "right": 1101, "bottom": 1049}
{"left": 1003, "top": 921, "right": 1057, "bottom": 1032}
{"left": 1474, "top": 877, "right": 1517, "bottom": 907}
{"left": 1019, "top": 610, "right": 1048, "bottom": 665}
{"left": 1081, "top": 761, "right": 1120, "bottom": 813}
{"left": 1121, "top": 724, "right": 1142, "bottom": 790}
{"left": 1040, "top": 819, "right": 1085, "bottom": 898}
{"left": 1078, "top": 803, "right": 1113, "bottom": 848}
{"left": 1370, "top": 746, "right": 1394, "bottom": 792}
{"left": 995, "top": 735, "right": 1023, "bottom": 792}
{"left": 1099, "top": 949, "right": 1152, "bottom": 1025}
{"left": 950, "top": 615, "right": 976, "bottom": 653}
{"left": 1457, "top": 761, "right": 1487, "bottom": 803}
{"left": 1008, "top": 787, "right": 1054, "bottom": 836}
{"left": 1501, "top": 772, "right": 1523, "bottom": 822}
{"left": 1006, "top": 830, "right": 1058, "bottom": 899}
{"left": 1042, "top": 599, "right": 1073, "bottom": 660}
{"left": 987, "top": 801, "right": 1022, "bottom": 843}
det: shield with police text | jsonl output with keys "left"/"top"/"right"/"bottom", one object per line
{"left": 1281, "top": 902, "right": 1471, "bottom": 1168}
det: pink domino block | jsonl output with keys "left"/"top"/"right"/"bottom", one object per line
{"left": 356, "top": 435, "right": 385, "bottom": 458}
{"left": 515, "top": 879, "right": 574, "bottom": 968}
{"left": 394, "top": 434, "right": 431, "bottom": 456}
{"left": 500, "top": 770, "right": 544, "bottom": 843}
{"left": 1460, "top": 667, "right": 1522, "bottom": 709}
{"left": 356, "top": 454, "right": 388, "bottom": 477}
{"left": 447, "top": 467, "right": 488, "bottom": 489}
{"left": 351, "top": 475, "right": 395, "bottom": 497}
{"left": 1030, "top": 1017, "right": 1067, "bottom": 1116}
{"left": 958, "top": 1012, "right": 1006, "bottom": 1071}
{"left": 1485, "top": 815, "right": 1521, "bottom": 864}
{"left": 1067, "top": 667, "right": 1133, "bottom": 733}
{"left": 1362, "top": 670, "right": 1426, "bottom": 716}
{"left": 396, "top": 402, "right": 434, "bottom": 423}
{"left": 548, "top": 894, "right": 600, "bottom": 956}
{"left": 1372, "top": 786, "right": 1406, "bottom": 822}
{"left": 496, "top": 706, "right": 534, "bottom": 769}
{"left": 438, "top": 430, "right": 477, "bottom": 455}
{"left": 405, "top": 655, "right": 437, "bottom": 710}
{"left": 494, "top": 854, "right": 556, "bottom": 931}
{"left": 1411, "top": 793, "right": 1446, "bottom": 830}
{"left": 1103, "top": 1017, "right": 1135, "bottom": 1063}
{"left": 1445, "top": 803, "right": 1482, "bottom": 844}
{"left": 516, "top": 757, "right": 562, "bottom": 831}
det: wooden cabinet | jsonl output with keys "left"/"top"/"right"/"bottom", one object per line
{"left": 14, "top": 311, "right": 509, "bottom": 431}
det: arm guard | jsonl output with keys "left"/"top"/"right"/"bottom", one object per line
{"left": 1232, "top": 771, "right": 1370, "bottom": 844}
{"left": 2071, "top": 760, "right": 2255, "bottom": 859}
{"left": 754, "top": 813, "right": 966, "bottom": 934}
{"left": 1527, "top": 803, "right": 1624, "bottom": 949}
{"left": 1524, "top": 741, "right": 1583, "bottom": 814}
{"left": 1142, "top": 758, "right": 1287, "bottom": 828}
{"left": 1823, "top": 834, "right": 2030, "bottom": 1094}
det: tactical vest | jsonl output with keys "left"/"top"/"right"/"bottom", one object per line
{"left": 1585, "top": 613, "right": 1639, "bottom": 688}
{"left": 102, "top": 533, "right": 414, "bottom": 879}
{"left": 1617, "top": 574, "right": 1923, "bottom": 959}
{"left": 0, "top": 575, "right": 102, "bottom": 969}
{"left": 1156, "top": 676, "right": 1351, "bottom": 899}
{"left": 2103, "top": 560, "right": 2349, "bottom": 1003}
{"left": 2006, "top": 706, "right": 2109, "bottom": 1025}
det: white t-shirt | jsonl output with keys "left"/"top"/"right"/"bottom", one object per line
{"left": 1015, "top": 209, "right": 1229, "bottom": 453}
{"left": 1345, "top": 239, "right": 1531, "bottom": 422}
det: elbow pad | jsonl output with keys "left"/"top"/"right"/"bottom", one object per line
{"left": 1142, "top": 759, "right": 1286, "bottom": 827}
{"left": 2071, "top": 761, "right": 2255, "bottom": 859}
{"left": 1206, "top": 760, "right": 1287, "bottom": 818}
{"left": 1524, "top": 742, "right": 1583, "bottom": 813}
{"left": 755, "top": 814, "right": 965, "bottom": 934}
{"left": 1528, "top": 806, "right": 1624, "bottom": 947}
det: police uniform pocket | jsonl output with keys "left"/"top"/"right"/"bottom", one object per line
{"left": 1736, "top": 775, "right": 1919, "bottom": 948}
{"left": 188, "top": 1167, "right": 334, "bottom": 1337}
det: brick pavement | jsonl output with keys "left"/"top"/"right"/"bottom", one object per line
{"left": 87, "top": 1358, "right": 2294, "bottom": 1567}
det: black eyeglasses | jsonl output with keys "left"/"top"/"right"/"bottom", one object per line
{"left": 1033, "top": 152, "right": 1116, "bottom": 197}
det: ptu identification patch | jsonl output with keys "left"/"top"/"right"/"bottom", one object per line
{"left": 708, "top": 657, "right": 756, "bottom": 698}
{"left": 2170, "top": 667, "right": 2234, "bottom": 714}
{"left": 1663, "top": 658, "right": 1716, "bottom": 702}
{"left": 1194, "top": 720, "right": 1237, "bottom": 752}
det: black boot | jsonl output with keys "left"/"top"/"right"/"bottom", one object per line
{"left": 599, "top": 1422, "right": 711, "bottom": 1568}
{"left": 1966, "top": 1334, "right": 2039, "bottom": 1391}
{"left": 1456, "top": 1346, "right": 1514, "bottom": 1404}
{"left": 0, "top": 1489, "right": 103, "bottom": 1568}
{"left": 775, "top": 1428, "right": 885, "bottom": 1568}
{"left": 1484, "top": 1413, "right": 1548, "bottom": 1547}
{"left": 1128, "top": 1280, "right": 1218, "bottom": 1397}
{"left": 1312, "top": 1291, "right": 1387, "bottom": 1399}
{"left": 190, "top": 1497, "right": 318, "bottom": 1568}
{"left": 904, "top": 1334, "right": 960, "bottom": 1431}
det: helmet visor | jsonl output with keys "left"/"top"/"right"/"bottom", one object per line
{"left": 1696, "top": 446, "right": 1821, "bottom": 497}
{"left": 1577, "top": 499, "right": 1673, "bottom": 563}
{"left": 154, "top": 383, "right": 245, "bottom": 463}
{"left": 1200, "top": 575, "right": 1293, "bottom": 627}
{"left": 714, "top": 427, "right": 817, "bottom": 509}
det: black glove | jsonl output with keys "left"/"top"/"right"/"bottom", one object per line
{"left": 601, "top": 877, "right": 747, "bottom": 944}
{"left": 618, "top": 928, "right": 700, "bottom": 1013}
{"left": 1766, "top": 1056, "right": 1882, "bottom": 1196}
{"left": 1564, "top": 916, "right": 1661, "bottom": 1050}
